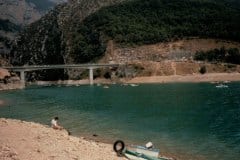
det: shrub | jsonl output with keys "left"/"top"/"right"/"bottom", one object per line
{"left": 199, "top": 66, "right": 207, "bottom": 74}
{"left": 194, "top": 47, "right": 240, "bottom": 64}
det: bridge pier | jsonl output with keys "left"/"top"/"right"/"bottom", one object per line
{"left": 20, "top": 71, "right": 25, "bottom": 86}
{"left": 89, "top": 67, "right": 94, "bottom": 85}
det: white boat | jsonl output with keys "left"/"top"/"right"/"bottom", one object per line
{"left": 130, "top": 84, "right": 139, "bottom": 87}
{"left": 216, "top": 84, "right": 228, "bottom": 88}
{"left": 124, "top": 149, "right": 168, "bottom": 160}
{"left": 129, "top": 145, "right": 159, "bottom": 158}
{"left": 103, "top": 85, "right": 109, "bottom": 88}
{"left": 113, "top": 140, "right": 169, "bottom": 160}
{"left": 224, "top": 81, "right": 231, "bottom": 83}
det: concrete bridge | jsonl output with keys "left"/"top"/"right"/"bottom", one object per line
{"left": 1, "top": 64, "right": 119, "bottom": 85}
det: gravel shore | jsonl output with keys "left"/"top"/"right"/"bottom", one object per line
{"left": 126, "top": 73, "right": 240, "bottom": 84}
{"left": 0, "top": 118, "right": 126, "bottom": 160}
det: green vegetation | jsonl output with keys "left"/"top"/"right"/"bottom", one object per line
{"left": 0, "top": 36, "right": 12, "bottom": 48}
{"left": 68, "top": 0, "right": 240, "bottom": 62}
{"left": 194, "top": 47, "right": 240, "bottom": 64}
{"left": 199, "top": 66, "right": 207, "bottom": 74}
{"left": 214, "top": 0, "right": 240, "bottom": 9}
{"left": 69, "top": 24, "right": 106, "bottom": 63}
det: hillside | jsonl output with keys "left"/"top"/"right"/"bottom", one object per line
{"left": 0, "top": 0, "right": 67, "bottom": 26}
{"left": 99, "top": 38, "right": 240, "bottom": 77}
{"left": 9, "top": 0, "right": 240, "bottom": 81}
{"left": 80, "top": 0, "right": 240, "bottom": 48}
{"left": 0, "top": 0, "right": 68, "bottom": 64}
{"left": 10, "top": 0, "right": 127, "bottom": 80}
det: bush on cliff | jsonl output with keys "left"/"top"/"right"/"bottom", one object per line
{"left": 194, "top": 47, "right": 240, "bottom": 64}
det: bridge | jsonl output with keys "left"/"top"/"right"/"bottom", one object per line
{"left": 1, "top": 64, "right": 119, "bottom": 86}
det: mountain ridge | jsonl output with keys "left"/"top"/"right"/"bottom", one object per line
{"left": 5, "top": 0, "right": 240, "bottom": 80}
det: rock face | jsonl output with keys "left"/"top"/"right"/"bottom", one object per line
{"left": 10, "top": 0, "right": 127, "bottom": 80}
{"left": 0, "top": 0, "right": 68, "bottom": 65}
{"left": 0, "top": 68, "right": 10, "bottom": 79}
{"left": 0, "top": 0, "right": 41, "bottom": 26}
{"left": 0, "top": 0, "right": 68, "bottom": 26}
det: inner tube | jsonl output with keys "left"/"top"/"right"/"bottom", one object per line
{"left": 113, "top": 140, "right": 125, "bottom": 154}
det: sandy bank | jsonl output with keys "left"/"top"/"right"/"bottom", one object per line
{"left": 126, "top": 73, "right": 240, "bottom": 84}
{"left": 0, "top": 118, "right": 126, "bottom": 160}
{"left": 35, "top": 73, "right": 240, "bottom": 86}
{"left": 0, "top": 82, "right": 25, "bottom": 91}
{"left": 33, "top": 79, "right": 113, "bottom": 86}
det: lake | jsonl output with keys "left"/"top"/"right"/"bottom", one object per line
{"left": 0, "top": 83, "right": 240, "bottom": 160}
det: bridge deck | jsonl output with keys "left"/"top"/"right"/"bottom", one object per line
{"left": 1, "top": 64, "right": 119, "bottom": 71}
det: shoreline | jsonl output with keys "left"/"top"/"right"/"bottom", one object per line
{"left": 126, "top": 73, "right": 240, "bottom": 84}
{"left": 1, "top": 73, "right": 240, "bottom": 90}
{"left": 0, "top": 118, "right": 127, "bottom": 160}
{"left": 31, "top": 73, "right": 240, "bottom": 86}
{"left": 0, "top": 82, "right": 25, "bottom": 91}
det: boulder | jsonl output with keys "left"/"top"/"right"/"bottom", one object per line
{"left": 0, "top": 68, "right": 10, "bottom": 79}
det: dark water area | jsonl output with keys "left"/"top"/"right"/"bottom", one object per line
{"left": 0, "top": 83, "right": 240, "bottom": 160}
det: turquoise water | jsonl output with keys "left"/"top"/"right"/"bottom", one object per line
{"left": 0, "top": 83, "right": 240, "bottom": 160}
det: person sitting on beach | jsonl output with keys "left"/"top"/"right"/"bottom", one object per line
{"left": 51, "top": 117, "right": 63, "bottom": 130}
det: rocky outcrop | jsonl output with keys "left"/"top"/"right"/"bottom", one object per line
{"left": 0, "top": 68, "right": 10, "bottom": 79}
{"left": 0, "top": 68, "right": 23, "bottom": 90}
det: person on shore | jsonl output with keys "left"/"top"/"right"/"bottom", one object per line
{"left": 51, "top": 117, "right": 63, "bottom": 130}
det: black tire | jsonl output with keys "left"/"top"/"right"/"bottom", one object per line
{"left": 113, "top": 140, "right": 125, "bottom": 154}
